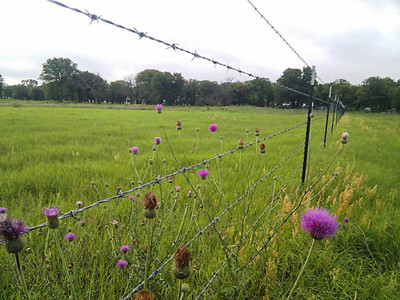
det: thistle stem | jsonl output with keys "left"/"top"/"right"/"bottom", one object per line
{"left": 287, "top": 239, "right": 316, "bottom": 299}
{"left": 54, "top": 230, "right": 78, "bottom": 300}
{"left": 144, "top": 218, "right": 152, "bottom": 290}
{"left": 177, "top": 280, "right": 182, "bottom": 300}
{"left": 15, "top": 252, "right": 31, "bottom": 300}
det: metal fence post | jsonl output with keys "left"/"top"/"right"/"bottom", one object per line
{"left": 301, "top": 66, "right": 316, "bottom": 185}
{"left": 331, "top": 95, "right": 337, "bottom": 133}
{"left": 323, "top": 86, "right": 332, "bottom": 147}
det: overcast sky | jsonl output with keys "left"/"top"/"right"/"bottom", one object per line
{"left": 1, "top": 0, "right": 399, "bottom": 86}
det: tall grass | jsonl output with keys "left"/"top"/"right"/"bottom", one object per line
{"left": 0, "top": 102, "right": 399, "bottom": 299}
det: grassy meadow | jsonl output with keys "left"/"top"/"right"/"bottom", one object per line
{"left": 0, "top": 100, "right": 399, "bottom": 299}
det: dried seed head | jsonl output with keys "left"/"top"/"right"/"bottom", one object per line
{"left": 176, "top": 120, "right": 182, "bottom": 130}
{"left": 173, "top": 245, "right": 192, "bottom": 269}
{"left": 255, "top": 128, "right": 260, "bottom": 136}
{"left": 143, "top": 192, "right": 158, "bottom": 210}
{"left": 134, "top": 290, "right": 156, "bottom": 300}
{"left": 260, "top": 143, "right": 266, "bottom": 154}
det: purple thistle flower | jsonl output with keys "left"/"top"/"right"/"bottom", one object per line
{"left": 197, "top": 169, "right": 210, "bottom": 180}
{"left": 129, "top": 195, "right": 135, "bottom": 200}
{"left": 154, "top": 137, "right": 162, "bottom": 145}
{"left": 208, "top": 123, "right": 218, "bottom": 132}
{"left": 0, "top": 207, "right": 7, "bottom": 214}
{"left": 176, "top": 186, "right": 181, "bottom": 192}
{"left": 301, "top": 208, "right": 339, "bottom": 240}
{"left": 81, "top": 219, "right": 86, "bottom": 226}
{"left": 343, "top": 217, "right": 349, "bottom": 223}
{"left": 43, "top": 207, "right": 60, "bottom": 229}
{"left": 117, "top": 259, "right": 128, "bottom": 268}
{"left": 0, "top": 216, "right": 29, "bottom": 240}
{"left": 43, "top": 207, "right": 60, "bottom": 218}
{"left": 76, "top": 201, "right": 83, "bottom": 207}
{"left": 120, "top": 245, "right": 130, "bottom": 253}
{"left": 65, "top": 232, "right": 76, "bottom": 242}
{"left": 156, "top": 104, "right": 163, "bottom": 113}
{"left": 130, "top": 146, "right": 139, "bottom": 154}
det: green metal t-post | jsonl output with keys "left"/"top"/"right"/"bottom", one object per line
{"left": 323, "top": 86, "right": 332, "bottom": 147}
{"left": 301, "top": 66, "right": 315, "bottom": 185}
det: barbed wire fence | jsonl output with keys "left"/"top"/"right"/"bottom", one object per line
{"left": 1, "top": 1, "right": 348, "bottom": 298}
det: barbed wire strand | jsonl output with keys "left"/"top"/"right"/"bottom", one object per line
{"left": 245, "top": 0, "right": 325, "bottom": 84}
{"left": 196, "top": 161, "right": 303, "bottom": 299}
{"left": 26, "top": 119, "right": 307, "bottom": 232}
{"left": 241, "top": 145, "right": 342, "bottom": 269}
{"left": 46, "top": 0, "right": 330, "bottom": 105}
{"left": 121, "top": 137, "right": 305, "bottom": 299}
{"left": 196, "top": 150, "right": 341, "bottom": 298}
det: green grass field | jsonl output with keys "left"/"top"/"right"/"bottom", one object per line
{"left": 0, "top": 100, "right": 399, "bottom": 299}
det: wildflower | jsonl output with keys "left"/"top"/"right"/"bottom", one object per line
{"left": 173, "top": 245, "right": 192, "bottom": 279}
{"left": 120, "top": 245, "right": 130, "bottom": 253}
{"left": 301, "top": 208, "right": 339, "bottom": 240}
{"left": 154, "top": 137, "right": 162, "bottom": 145}
{"left": 76, "top": 201, "right": 83, "bottom": 207}
{"left": 149, "top": 159, "right": 153, "bottom": 165}
{"left": 342, "top": 132, "right": 349, "bottom": 140}
{"left": 176, "top": 120, "right": 182, "bottom": 130}
{"left": 176, "top": 186, "right": 181, "bottom": 192}
{"left": 152, "top": 145, "right": 156, "bottom": 151}
{"left": 187, "top": 190, "right": 193, "bottom": 198}
{"left": 260, "top": 143, "right": 266, "bottom": 154}
{"left": 238, "top": 139, "right": 244, "bottom": 149}
{"left": 65, "top": 232, "right": 76, "bottom": 242}
{"left": 340, "top": 138, "right": 347, "bottom": 144}
{"left": 0, "top": 216, "right": 29, "bottom": 253}
{"left": 112, "top": 220, "right": 118, "bottom": 227}
{"left": 208, "top": 123, "right": 218, "bottom": 132}
{"left": 197, "top": 169, "right": 210, "bottom": 180}
{"left": 130, "top": 146, "right": 139, "bottom": 154}
{"left": 129, "top": 195, "right": 135, "bottom": 200}
{"left": 0, "top": 207, "right": 7, "bottom": 214}
{"left": 156, "top": 104, "right": 163, "bottom": 113}
{"left": 343, "top": 217, "right": 349, "bottom": 223}
{"left": 168, "top": 176, "right": 174, "bottom": 183}
{"left": 117, "top": 259, "right": 128, "bottom": 268}
{"left": 81, "top": 219, "right": 86, "bottom": 226}
{"left": 43, "top": 207, "right": 60, "bottom": 229}
{"left": 134, "top": 290, "right": 155, "bottom": 300}
{"left": 245, "top": 129, "right": 250, "bottom": 133}
{"left": 255, "top": 128, "right": 260, "bottom": 136}
{"left": 143, "top": 192, "right": 158, "bottom": 219}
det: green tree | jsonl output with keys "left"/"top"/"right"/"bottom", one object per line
{"left": 0, "top": 74, "right": 5, "bottom": 98}
{"left": 275, "top": 67, "right": 316, "bottom": 107}
{"left": 39, "top": 57, "right": 79, "bottom": 100}
{"left": 12, "top": 85, "right": 29, "bottom": 99}
{"left": 107, "top": 81, "right": 130, "bottom": 103}
{"left": 74, "top": 71, "right": 108, "bottom": 102}
{"left": 21, "top": 79, "right": 38, "bottom": 87}
{"left": 29, "top": 87, "right": 45, "bottom": 100}
{"left": 355, "top": 77, "right": 394, "bottom": 111}
{"left": 247, "top": 78, "right": 274, "bottom": 107}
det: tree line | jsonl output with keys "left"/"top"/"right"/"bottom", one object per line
{"left": 1, "top": 57, "right": 399, "bottom": 111}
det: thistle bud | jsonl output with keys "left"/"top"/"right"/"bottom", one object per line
{"left": 238, "top": 139, "right": 244, "bottom": 149}
{"left": 260, "top": 143, "right": 266, "bottom": 154}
